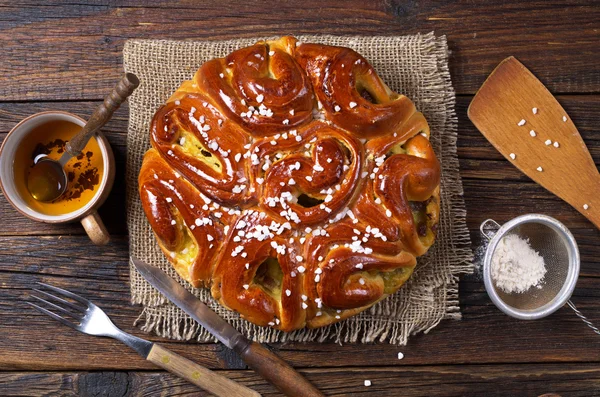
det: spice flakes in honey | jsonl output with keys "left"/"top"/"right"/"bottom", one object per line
{"left": 13, "top": 119, "right": 104, "bottom": 216}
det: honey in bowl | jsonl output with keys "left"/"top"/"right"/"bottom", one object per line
{"left": 13, "top": 119, "right": 104, "bottom": 216}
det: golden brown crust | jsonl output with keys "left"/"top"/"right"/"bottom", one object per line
{"left": 196, "top": 37, "right": 313, "bottom": 135}
{"left": 138, "top": 36, "right": 441, "bottom": 331}
{"left": 295, "top": 42, "right": 417, "bottom": 138}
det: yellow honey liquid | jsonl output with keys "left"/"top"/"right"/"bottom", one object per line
{"left": 13, "top": 120, "right": 104, "bottom": 216}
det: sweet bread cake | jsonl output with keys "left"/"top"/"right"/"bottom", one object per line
{"left": 138, "top": 36, "right": 441, "bottom": 331}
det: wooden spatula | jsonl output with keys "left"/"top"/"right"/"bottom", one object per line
{"left": 468, "top": 56, "right": 600, "bottom": 229}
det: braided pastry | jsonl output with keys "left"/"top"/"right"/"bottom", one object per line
{"left": 139, "top": 36, "right": 440, "bottom": 331}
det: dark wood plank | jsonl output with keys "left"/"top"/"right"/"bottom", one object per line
{"left": 1, "top": 97, "right": 596, "bottom": 159}
{"left": 0, "top": 235, "right": 598, "bottom": 371}
{"left": 1, "top": 364, "right": 600, "bottom": 396}
{"left": 1, "top": 96, "right": 596, "bottom": 162}
{"left": 0, "top": 1, "right": 598, "bottom": 394}
{"left": 0, "top": 1, "right": 598, "bottom": 101}
{"left": 1, "top": 95, "right": 599, "bottom": 235}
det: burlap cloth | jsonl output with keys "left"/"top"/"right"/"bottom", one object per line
{"left": 124, "top": 33, "right": 474, "bottom": 345}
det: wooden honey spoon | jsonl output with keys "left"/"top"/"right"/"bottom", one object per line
{"left": 468, "top": 57, "right": 600, "bottom": 229}
{"left": 27, "top": 73, "right": 139, "bottom": 202}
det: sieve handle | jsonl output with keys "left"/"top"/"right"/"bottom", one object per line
{"left": 480, "top": 219, "right": 501, "bottom": 241}
{"left": 568, "top": 300, "right": 600, "bottom": 336}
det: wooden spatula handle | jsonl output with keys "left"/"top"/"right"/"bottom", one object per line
{"left": 65, "top": 73, "right": 139, "bottom": 156}
{"left": 236, "top": 341, "right": 324, "bottom": 397}
{"left": 147, "top": 344, "right": 260, "bottom": 397}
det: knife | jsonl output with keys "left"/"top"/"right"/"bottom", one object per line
{"left": 131, "top": 256, "right": 324, "bottom": 397}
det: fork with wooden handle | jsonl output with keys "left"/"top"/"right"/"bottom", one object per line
{"left": 28, "top": 282, "right": 261, "bottom": 397}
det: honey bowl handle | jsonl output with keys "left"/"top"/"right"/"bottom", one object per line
{"left": 80, "top": 211, "right": 110, "bottom": 245}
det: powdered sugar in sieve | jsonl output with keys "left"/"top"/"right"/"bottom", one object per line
{"left": 480, "top": 214, "right": 598, "bottom": 335}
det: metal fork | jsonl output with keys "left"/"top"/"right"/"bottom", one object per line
{"left": 28, "top": 282, "right": 260, "bottom": 397}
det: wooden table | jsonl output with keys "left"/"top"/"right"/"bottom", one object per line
{"left": 1, "top": 1, "right": 598, "bottom": 395}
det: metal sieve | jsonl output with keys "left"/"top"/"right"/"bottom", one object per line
{"left": 480, "top": 214, "right": 599, "bottom": 334}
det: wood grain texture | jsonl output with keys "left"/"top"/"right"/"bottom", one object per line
{"left": 1, "top": 95, "right": 599, "bottom": 236}
{"left": 469, "top": 57, "right": 600, "bottom": 229}
{"left": 146, "top": 344, "right": 261, "bottom": 397}
{"left": 0, "top": 235, "right": 598, "bottom": 372}
{"left": 458, "top": 96, "right": 600, "bottom": 162}
{"left": 0, "top": 1, "right": 599, "bottom": 100}
{"left": 0, "top": 365, "right": 599, "bottom": 396}
{"left": 236, "top": 341, "right": 324, "bottom": 397}
{"left": 0, "top": 1, "right": 599, "bottom": 395}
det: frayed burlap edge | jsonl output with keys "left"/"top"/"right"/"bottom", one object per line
{"left": 124, "top": 32, "right": 474, "bottom": 345}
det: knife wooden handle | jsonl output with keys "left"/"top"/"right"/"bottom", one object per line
{"left": 237, "top": 341, "right": 324, "bottom": 397}
{"left": 147, "top": 344, "right": 261, "bottom": 397}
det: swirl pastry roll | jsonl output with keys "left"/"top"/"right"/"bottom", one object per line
{"left": 139, "top": 36, "right": 440, "bottom": 331}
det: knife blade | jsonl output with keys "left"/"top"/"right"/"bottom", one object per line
{"left": 131, "top": 256, "right": 325, "bottom": 397}
{"left": 131, "top": 256, "right": 243, "bottom": 350}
